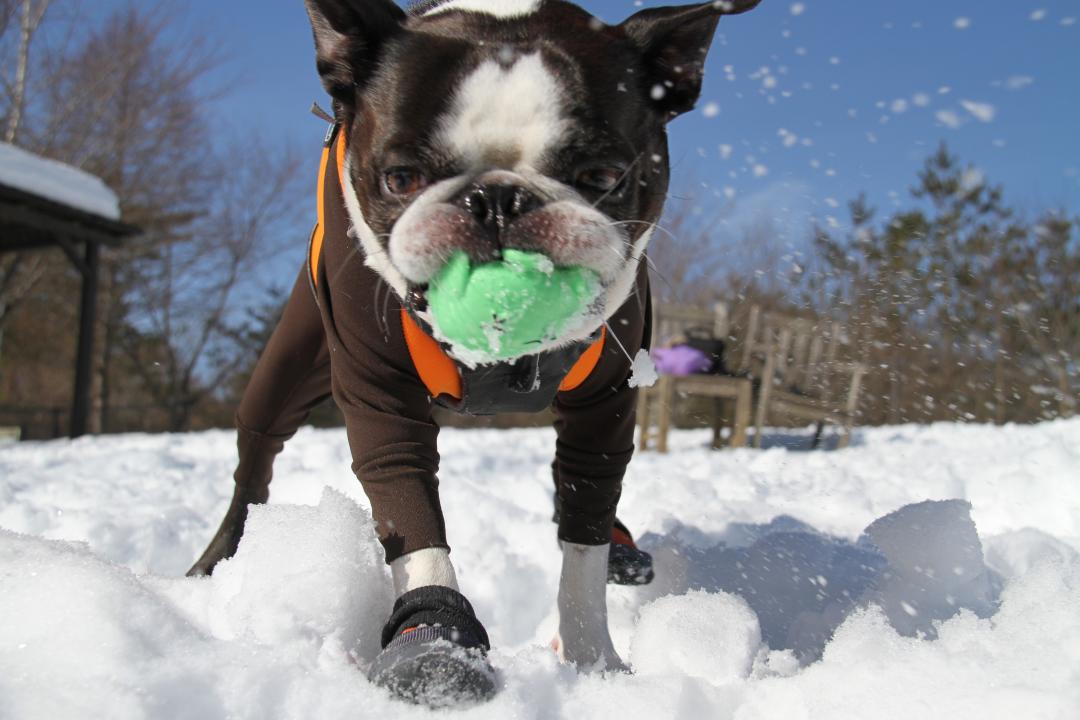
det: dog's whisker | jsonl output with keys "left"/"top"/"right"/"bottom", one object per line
{"left": 602, "top": 319, "right": 636, "bottom": 366}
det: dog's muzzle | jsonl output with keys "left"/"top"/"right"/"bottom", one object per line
{"left": 452, "top": 183, "right": 542, "bottom": 262}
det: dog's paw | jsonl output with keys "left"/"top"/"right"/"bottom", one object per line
{"left": 551, "top": 630, "right": 629, "bottom": 674}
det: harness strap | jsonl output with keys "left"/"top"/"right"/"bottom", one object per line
{"left": 309, "top": 125, "right": 347, "bottom": 288}
{"left": 309, "top": 124, "right": 606, "bottom": 407}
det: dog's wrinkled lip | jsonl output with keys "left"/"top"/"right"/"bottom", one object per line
{"left": 406, "top": 284, "right": 429, "bottom": 313}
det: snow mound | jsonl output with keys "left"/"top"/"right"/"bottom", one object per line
{"left": 169, "top": 489, "right": 392, "bottom": 661}
{"left": 738, "top": 560, "right": 1080, "bottom": 719}
{"left": 637, "top": 500, "right": 1000, "bottom": 663}
{"left": 630, "top": 590, "right": 761, "bottom": 683}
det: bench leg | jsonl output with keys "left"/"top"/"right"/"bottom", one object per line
{"left": 658, "top": 375, "right": 673, "bottom": 454}
{"left": 731, "top": 382, "right": 751, "bottom": 448}
{"left": 637, "top": 386, "right": 651, "bottom": 451}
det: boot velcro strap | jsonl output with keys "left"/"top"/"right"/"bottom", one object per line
{"left": 381, "top": 586, "right": 490, "bottom": 651}
{"left": 384, "top": 624, "right": 483, "bottom": 652}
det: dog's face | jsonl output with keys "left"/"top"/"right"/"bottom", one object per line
{"left": 306, "top": 0, "right": 760, "bottom": 358}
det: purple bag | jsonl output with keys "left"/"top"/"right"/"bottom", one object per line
{"left": 652, "top": 345, "right": 713, "bottom": 376}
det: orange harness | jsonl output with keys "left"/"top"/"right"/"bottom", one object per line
{"left": 308, "top": 125, "right": 605, "bottom": 406}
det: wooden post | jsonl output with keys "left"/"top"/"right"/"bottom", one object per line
{"left": 71, "top": 240, "right": 99, "bottom": 438}
{"left": 838, "top": 363, "right": 866, "bottom": 449}
{"left": 753, "top": 338, "right": 776, "bottom": 449}
{"left": 712, "top": 302, "right": 730, "bottom": 339}
{"left": 739, "top": 305, "right": 760, "bottom": 374}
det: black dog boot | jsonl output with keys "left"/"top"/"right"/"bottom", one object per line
{"left": 368, "top": 586, "right": 497, "bottom": 707}
{"left": 608, "top": 518, "right": 655, "bottom": 586}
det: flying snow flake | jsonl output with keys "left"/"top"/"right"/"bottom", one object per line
{"left": 719, "top": 144, "right": 733, "bottom": 160}
{"left": 961, "top": 100, "right": 997, "bottom": 123}
{"left": 650, "top": 84, "right": 666, "bottom": 100}
{"left": 752, "top": 164, "right": 769, "bottom": 178}
{"left": 1004, "top": 75, "right": 1034, "bottom": 90}
{"left": 938, "top": 86, "right": 952, "bottom": 95}
{"left": 992, "top": 138, "right": 1007, "bottom": 148}
{"left": 789, "top": 3, "right": 805, "bottom": 16}
{"left": 960, "top": 167, "right": 985, "bottom": 192}
{"left": 912, "top": 93, "right": 931, "bottom": 107}
{"left": 936, "top": 110, "right": 963, "bottom": 129}
{"left": 891, "top": 99, "right": 909, "bottom": 114}
{"left": 953, "top": 17, "right": 971, "bottom": 30}
{"left": 1030, "top": 9, "right": 1047, "bottom": 21}
{"left": 627, "top": 349, "right": 657, "bottom": 389}
{"left": 1062, "top": 17, "right": 1077, "bottom": 26}
{"left": 778, "top": 128, "right": 799, "bottom": 147}
{"left": 702, "top": 102, "right": 720, "bottom": 118}
{"left": 825, "top": 197, "right": 840, "bottom": 208}
{"left": 723, "top": 186, "right": 736, "bottom": 199}
{"left": 829, "top": 56, "right": 841, "bottom": 65}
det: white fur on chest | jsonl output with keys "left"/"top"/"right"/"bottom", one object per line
{"left": 424, "top": 0, "right": 542, "bottom": 19}
{"left": 438, "top": 53, "right": 566, "bottom": 171}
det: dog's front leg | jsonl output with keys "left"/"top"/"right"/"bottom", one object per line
{"left": 554, "top": 542, "right": 627, "bottom": 672}
{"left": 390, "top": 547, "right": 459, "bottom": 594}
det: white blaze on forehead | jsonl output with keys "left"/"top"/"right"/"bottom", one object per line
{"left": 424, "top": 0, "right": 542, "bottom": 19}
{"left": 439, "top": 53, "right": 566, "bottom": 169}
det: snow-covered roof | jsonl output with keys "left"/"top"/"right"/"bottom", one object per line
{"left": 0, "top": 141, "right": 120, "bottom": 221}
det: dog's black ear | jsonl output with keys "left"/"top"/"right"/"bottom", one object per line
{"left": 620, "top": 0, "right": 762, "bottom": 121}
{"left": 305, "top": 0, "right": 406, "bottom": 109}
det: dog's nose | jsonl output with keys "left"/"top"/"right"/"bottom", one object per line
{"left": 461, "top": 184, "right": 540, "bottom": 230}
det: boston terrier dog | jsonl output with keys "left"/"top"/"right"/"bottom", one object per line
{"left": 189, "top": 0, "right": 762, "bottom": 706}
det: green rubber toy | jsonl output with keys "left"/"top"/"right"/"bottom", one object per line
{"left": 428, "top": 250, "right": 600, "bottom": 361}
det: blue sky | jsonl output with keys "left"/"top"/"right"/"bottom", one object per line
{"left": 97, "top": 0, "right": 1080, "bottom": 251}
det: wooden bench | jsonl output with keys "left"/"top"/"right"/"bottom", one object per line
{"left": 742, "top": 308, "right": 867, "bottom": 449}
{"left": 637, "top": 303, "right": 753, "bottom": 452}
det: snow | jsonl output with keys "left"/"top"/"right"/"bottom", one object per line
{"left": 0, "top": 142, "right": 121, "bottom": 220}
{"left": 627, "top": 348, "right": 657, "bottom": 388}
{"left": 1, "top": 419, "right": 1080, "bottom": 718}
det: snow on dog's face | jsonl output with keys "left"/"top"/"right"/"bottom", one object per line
{"left": 304, "top": 0, "right": 761, "bottom": 353}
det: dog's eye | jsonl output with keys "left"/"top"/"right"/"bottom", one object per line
{"left": 575, "top": 167, "right": 625, "bottom": 194}
{"left": 383, "top": 168, "right": 429, "bottom": 196}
